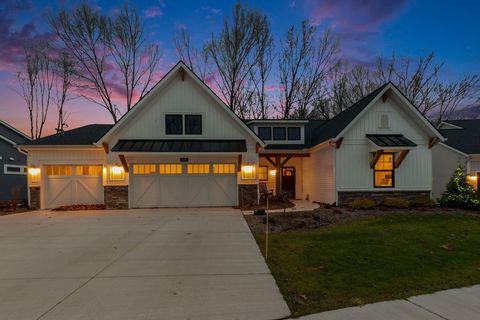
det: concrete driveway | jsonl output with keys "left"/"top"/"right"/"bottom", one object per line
{"left": 0, "top": 208, "right": 290, "bottom": 320}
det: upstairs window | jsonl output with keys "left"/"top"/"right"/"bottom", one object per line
{"left": 258, "top": 127, "right": 271, "bottom": 140}
{"left": 374, "top": 153, "right": 394, "bottom": 188}
{"left": 273, "top": 127, "right": 286, "bottom": 140}
{"left": 288, "top": 127, "right": 301, "bottom": 140}
{"left": 185, "top": 115, "right": 202, "bottom": 134}
{"left": 165, "top": 114, "right": 183, "bottom": 134}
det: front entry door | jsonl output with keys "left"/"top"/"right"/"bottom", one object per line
{"left": 282, "top": 167, "right": 296, "bottom": 198}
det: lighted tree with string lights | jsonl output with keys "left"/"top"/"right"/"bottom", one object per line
{"left": 439, "top": 165, "right": 480, "bottom": 210}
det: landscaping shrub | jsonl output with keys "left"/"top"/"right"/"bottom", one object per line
{"left": 254, "top": 209, "right": 266, "bottom": 216}
{"left": 383, "top": 197, "right": 410, "bottom": 209}
{"left": 348, "top": 198, "right": 376, "bottom": 210}
{"left": 410, "top": 196, "right": 436, "bottom": 208}
{"left": 439, "top": 165, "right": 480, "bottom": 210}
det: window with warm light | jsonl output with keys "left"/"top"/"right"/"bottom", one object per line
{"left": 212, "top": 163, "right": 235, "bottom": 174}
{"left": 46, "top": 165, "right": 72, "bottom": 176}
{"left": 187, "top": 164, "right": 210, "bottom": 174}
{"left": 159, "top": 164, "right": 182, "bottom": 174}
{"left": 241, "top": 165, "right": 256, "bottom": 180}
{"left": 258, "top": 166, "right": 268, "bottom": 181}
{"left": 76, "top": 165, "right": 102, "bottom": 176}
{"left": 374, "top": 153, "right": 394, "bottom": 188}
{"left": 133, "top": 164, "right": 157, "bottom": 174}
{"left": 109, "top": 166, "right": 125, "bottom": 181}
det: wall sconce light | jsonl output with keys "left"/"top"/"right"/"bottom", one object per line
{"left": 241, "top": 165, "right": 256, "bottom": 179}
{"left": 28, "top": 167, "right": 40, "bottom": 183}
{"left": 270, "top": 169, "right": 277, "bottom": 176}
{"left": 110, "top": 165, "right": 125, "bottom": 181}
{"left": 467, "top": 175, "right": 478, "bottom": 182}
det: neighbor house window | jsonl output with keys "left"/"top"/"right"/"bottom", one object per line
{"left": 76, "top": 165, "right": 102, "bottom": 176}
{"left": 187, "top": 164, "right": 210, "bottom": 174}
{"left": 165, "top": 114, "right": 183, "bottom": 134}
{"left": 258, "top": 166, "right": 268, "bottom": 181}
{"left": 287, "top": 127, "right": 301, "bottom": 140}
{"left": 185, "top": 115, "right": 202, "bottom": 134}
{"left": 273, "top": 127, "right": 286, "bottom": 140}
{"left": 133, "top": 164, "right": 157, "bottom": 175}
{"left": 159, "top": 164, "right": 182, "bottom": 174}
{"left": 374, "top": 153, "right": 394, "bottom": 188}
{"left": 258, "top": 127, "right": 271, "bottom": 140}
{"left": 3, "top": 165, "right": 27, "bottom": 175}
{"left": 46, "top": 165, "right": 72, "bottom": 176}
{"left": 212, "top": 163, "right": 235, "bottom": 174}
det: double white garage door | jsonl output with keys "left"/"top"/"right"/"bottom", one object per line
{"left": 130, "top": 163, "right": 238, "bottom": 208}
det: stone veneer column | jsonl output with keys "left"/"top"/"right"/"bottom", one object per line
{"left": 104, "top": 186, "right": 129, "bottom": 209}
{"left": 238, "top": 184, "right": 258, "bottom": 208}
{"left": 29, "top": 187, "right": 40, "bottom": 209}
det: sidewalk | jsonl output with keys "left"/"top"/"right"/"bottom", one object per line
{"left": 297, "top": 285, "right": 480, "bottom": 320}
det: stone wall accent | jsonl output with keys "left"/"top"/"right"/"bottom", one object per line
{"left": 104, "top": 186, "right": 129, "bottom": 209}
{"left": 29, "top": 187, "right": 40, "bottom": 209}
{"left": 239, "top": 184, "right": 258, "bottom": 208}
{"left": 338, "top": 190, "right": 431, "bottom": 206}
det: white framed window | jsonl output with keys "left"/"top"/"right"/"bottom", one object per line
{"left": 46, "top": 165, "right": 73, "bottom": 176}
{"left": 212, "top": 163, "right": 235, "bottom": 174}
{"left": 159, "top": 164, "right": 182, "bottom": 174}
{"left": 133, "top": 164, "right": 157, "bottom": 175}
{"left": 187, "top": 164, "right": 210, "bottom": 174}
{"left": 3, "top": 164, "right": 27, "bottom": 175}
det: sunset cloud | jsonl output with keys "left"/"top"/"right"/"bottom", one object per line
{"left": 144, "top": 6, "right": 163, "bottom": 18}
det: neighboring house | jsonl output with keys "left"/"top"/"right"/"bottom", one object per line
{"left": 18, "top": 62, "right": 444, "bottom": 209}
{"left": 432, "top": 120, "right": 480, "bottom": 199}
{"left": 0, "top": 120, "right": 30, "bottom": 202}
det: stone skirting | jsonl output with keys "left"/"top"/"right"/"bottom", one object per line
{"left": 338, "top": 190, "right": 431, "bottom": 206}
{"left": 238, "top": 184, "right": 258, "bottom": 208}
{"left": 104, "top": 186, "right": 129, "bottom": 209}
{"left": 29, "top": 187, "right": 40, "bottom": 209}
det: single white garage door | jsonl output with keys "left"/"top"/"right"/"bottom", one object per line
{"left": 44, "top": 165, "right": 104, "bottom": 208}
{"left": 130, "top": 163, "right": 237, "bottom": 208}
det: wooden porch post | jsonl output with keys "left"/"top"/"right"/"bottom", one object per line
{"left": 275, "top": 155, "right": 281, "bottom": 195}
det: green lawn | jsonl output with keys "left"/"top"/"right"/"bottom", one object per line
{"left": 254, "top": 214, "right": 480, "bottom": 317}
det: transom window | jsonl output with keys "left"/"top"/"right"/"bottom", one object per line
{"left": 258, "top": 166, "right": 268, "bottom": 181}
{"left": 159, "top": 164, "right": 182, "bottom": 174}
{"left": 165, "top": 114, "right": 202, "bottom": 135}
{"left": 259, "top": 126, "right": 301, "bottom": 141}
{"left": 287, "top": 127, "right": 301, "bottom": 140}
{"left": 374, "top": 153, "right": 394, "bottom": 188}
{"left": 212, "top": 163, "right": 235, "bottom": 174}
{"left": 187, "top": 164, "right": 210, "bottom": 174}
{"left": 133, "top": 164, "right": 157, "bottom": 175}
{"left": 76, "top": 165, "right": 102, "bottom": 176}
{"left": 273, "top": 127, "right": 286, "bottom": 140}
{"left": 258, "top": 127, "right": 271, "bottom": 140}
{"left": 46, "top": 165, "right": 72, "bottom": 176}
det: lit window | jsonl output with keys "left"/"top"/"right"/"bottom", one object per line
{"left": 212, "top": 163, "right": 235, "bottom": 174}
{"left": 76, "top": 165, "right": 102, "bottom": 176}
{"left": 159, "top": 164, "right": 182, "bottom": 174}
{"left": 187, "top": 164, "right": 210, "bottom": 174}
{"left": 133, "top": 164, "right": 157, "bottom": 175}
{"left": 258, "top": 166, "right": 268, "bottom": 181}
{"left": 241, "top": 165, "right": 256, "bottom": 180}
{"left": 374, "top": 153, "right": 394, "bottom": 188}
{"left": 109, "top": 166, "right": 125, "bottom": 181}
{"left": 46, "top": 165, "right": 72, "bottom": 176}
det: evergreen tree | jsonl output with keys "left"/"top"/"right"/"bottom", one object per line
{"left": 439, "top": 165, "right": 480, "bottom": 210}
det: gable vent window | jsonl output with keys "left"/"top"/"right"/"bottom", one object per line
{"left": 273, "top": 127, "right": 287, "bottom": 140}
{"left": 185, "top": 115, "right": 202, "bottom": 134}
{"left": 165, "top": 114, "right": 183, "bottom": 134}
{"left": 378, "top": 113, "right": 390, "bottom": 130}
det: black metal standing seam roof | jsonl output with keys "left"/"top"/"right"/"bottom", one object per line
{"left": 18, "top": 124, "right": 113, "bottom": 146}
{"left": 366, "top": 134, "right": 417, "bottom": 147}
{"left": 111, "top": 139, "right": 247, "bottom": 153}
{"left": 439, "top": 120, "right": 480, "bottom": 154}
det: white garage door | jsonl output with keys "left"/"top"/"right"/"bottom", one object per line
{"left": 44, "top": 165, "right": 104, "bottom": 208}
{"left": 130, "top": 163, "right": 237, "bottom": 208}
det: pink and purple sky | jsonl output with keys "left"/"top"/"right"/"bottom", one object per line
{"left": 0, "top": 0, "right": 479, "bottom": 136}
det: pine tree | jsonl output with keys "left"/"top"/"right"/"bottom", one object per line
{"left": 439, "top": 165, "right": 480, "bottom": 210}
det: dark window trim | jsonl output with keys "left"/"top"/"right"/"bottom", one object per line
{"left": 184, "top": 114, "right": 202, "bottom": 135}
{"left": 273, "top": 127, "right": 287, "bottom": 141}
{"left": 287, "top": 127, "right": 301, "bottom": 141}
{"left": 257, "top": 127, "right": 272, "bottom": 140}
{"left": 373, "top": 152, "right": 395, "bottom": 188}
{"left": 259, "top": 165, "right": 268, "bottom": 181}
{"left": 165, "top": 114, "right": 183, "bottom": 135}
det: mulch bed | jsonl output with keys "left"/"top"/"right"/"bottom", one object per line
{"left": 0, "top": 200, "right": 29, "bottom": 216}
{"left": 245, "top": 206, "right": 480, "bottom": 233}
{"left": 51, "top": 204, "right": 106, "bottom": 211}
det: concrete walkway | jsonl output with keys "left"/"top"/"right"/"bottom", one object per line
{"left": 298, "top": 285, "right": 480, "bottom": 320}
{"left": 0, "top": 208, "right": 290, "bottom": 320}
{"left": 244, "top": 199, "right": 320, "bottom": 215}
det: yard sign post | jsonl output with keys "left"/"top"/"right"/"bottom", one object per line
{"left": 265, "top": 196, "right": 269, "bottom": 260}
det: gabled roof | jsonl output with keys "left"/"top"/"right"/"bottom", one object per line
{"left": 439, "top": 119, "right": 480, "bottom": 154}
{"left": 0, "top": 120, "right": 30, "bottom": 145}
{"left": 18, "top": 124, "right": 113, "bottom": 147}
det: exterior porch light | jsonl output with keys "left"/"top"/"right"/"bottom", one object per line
{"left": 28, "top": 167, "right": 40, "bottom": 183}
{"left": 109, "top": 165, "right": 125, "bottom": 181}
{"left": 467, "top": 175, "right": 478, "bottom": 182}
{"left": 269, "top": 169, "right": 277, "bottom": 176}
{"left": 241, "top": 165, "right": 256, "bottom": 180}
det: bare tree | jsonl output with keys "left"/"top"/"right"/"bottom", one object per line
{"left": 50, "top": 3, "right": 161, "bottom": 122}
{"left": 173, "top": 27, "right": 210, "bottom": 81}
{"left": 54, "top": 52, "right": 74, "bottom": 133}
{"left": 17, "top": 42, "right": 54, "bottom": 139}
{"left": 205, "top": 2, "right": 272, "bottom": 118}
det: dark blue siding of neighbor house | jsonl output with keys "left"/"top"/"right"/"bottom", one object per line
{"left": 0, "top": 123, "right": 29, "bottom": 202}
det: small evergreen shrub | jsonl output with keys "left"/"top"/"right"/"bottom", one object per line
{"left": 348, "top": 198, "right": 376, "bottom": 210}
{"left": 439, "top": 165, "right": 480, "bottom": 210}
{"left": 383, "top": 197, "right": 410, "bottom": 209}
{"left": 410, "top": 196, "right": 436, "bottom": 208}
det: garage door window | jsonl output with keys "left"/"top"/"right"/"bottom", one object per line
{"left": 159, "top": 164, "right": 182, "bottom": 174}
{"left": 46, "top": 165, "right": 72, "bottom": 176}
{"left": 187, "top": 164, "right": 210, "bottom": 174}
{"left": 133, "top": 164, "right": 157, "bottom": 174}
{"left": 76, "top": 165, "right": 102, "bottom": 176}
{"left": 212, "top": 163, "right": 235, "bottom": 174}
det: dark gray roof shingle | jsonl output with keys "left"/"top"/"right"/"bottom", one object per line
{"left": 0, "top": 120, "right": 30, "bottom": 144}
{"left": 440, "top": 120, "right": 480, "bottom": 154}
{"left": 19, "top": 124, "right": 113, "bottom": 146}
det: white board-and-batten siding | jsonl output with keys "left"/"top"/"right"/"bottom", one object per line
{"left": 28, "top": 149, "right": 106, "bottom": 166}
{"left": 335, "top": 96, "right": 433, "bottom": 192}
{"left": 303, "top": 145, "right": 335, "bottom": 204}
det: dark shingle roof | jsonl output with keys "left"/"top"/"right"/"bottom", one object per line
{"left": 20, "top": 124, "right": 113, "bottom": 146}
{"left": 0, "top": 120, "right": 30, "bottom": 144}
{"left": 440, "top": 120, "right": 480, "bottom": 154}
{"left": 112, "top": 139, "right": 247, "bottom": 153}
